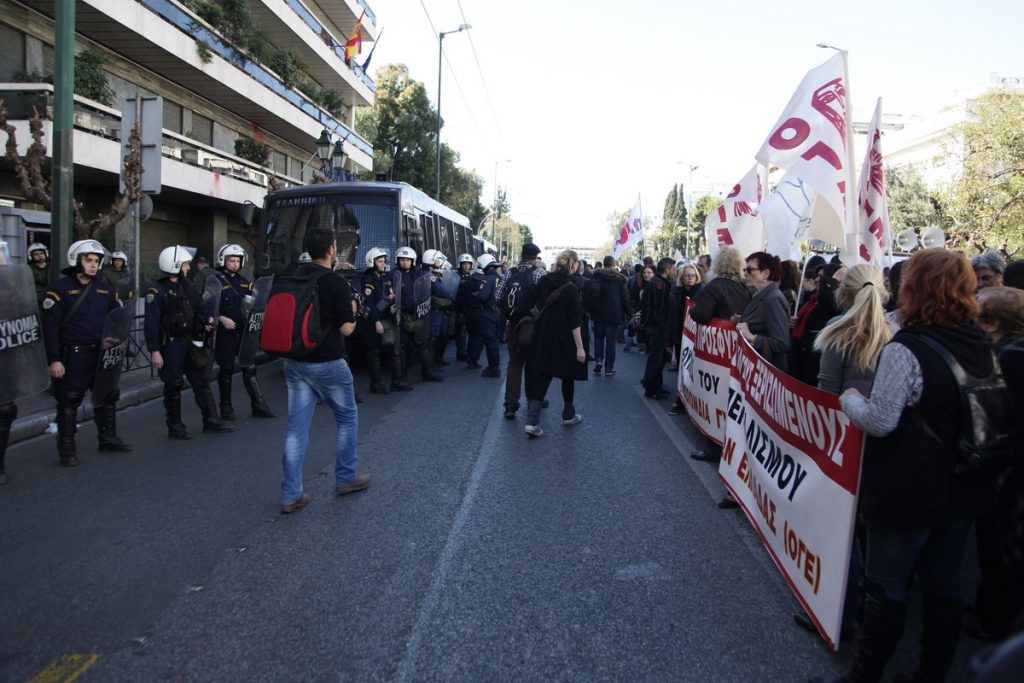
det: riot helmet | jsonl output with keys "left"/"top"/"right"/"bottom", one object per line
{"left": 476, "top": 254, "right": 499, "bottom": 272}
{"left": 217, "top": 243, "right": 246, "bottom": 269}
{"left": 395, "top": 246, "right": 417, "bottom": 271}
{"left": 457, "top": 253, "right": 474, "bottom": 265}
{"left": 365, "top": 247, "right": 389, "bottom": 270}
{"left": 28, "top": 242, "right": 49, "bottom": 260}
{"left": 67, "top": 239, "right": 107, "bottom": 268}
{"left": 422, "top": 249, "right": 448, "bottom": 269}
{"left": 158, "top": 245, "right": 197, "bottom": 275}
{"left": 110, "top": 250, "right": 129, "bottom": 268}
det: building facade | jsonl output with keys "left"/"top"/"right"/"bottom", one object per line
{"left": 0, "top": 0, "right": 376, "bottom": 284}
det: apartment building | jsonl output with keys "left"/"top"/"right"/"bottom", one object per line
{"left": 0, "top": 0, "right": 376, "bottom": 283}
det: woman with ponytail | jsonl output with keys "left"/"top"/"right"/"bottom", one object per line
{"left": 815, "top": 264, "right": 894, "bottom": 395}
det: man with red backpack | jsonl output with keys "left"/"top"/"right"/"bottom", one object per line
{"left": 264, "top": 228, "right": 370, "bottom": 514}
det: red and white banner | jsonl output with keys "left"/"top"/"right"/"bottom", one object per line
{"left": 718, "top": 336, "right": 864, "bottom": 650}
{"left": 856, "top": 98, "right": 891, "bottom": 268}
{"left": 704, "top": 164, "right": 768, "bottom": 260}
{"left": 611, "top": 198, "right": 644, "bottom": 259}
{"left": 755, "top": 53, "right": 857, "bottom": 246}
{"left": 677, "top": 302, "right": 738, "bottom": 444}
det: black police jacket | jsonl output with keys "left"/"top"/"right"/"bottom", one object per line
{"left": 42, "top": 273, "right": 120, "bottom": 363}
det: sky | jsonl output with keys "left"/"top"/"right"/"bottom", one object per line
{"left": 367, "top": 0, "right": 1024, "bottom": 249}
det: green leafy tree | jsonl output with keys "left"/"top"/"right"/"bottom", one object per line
{"left": 940, "top": 90, "right": 1024, "bottom": 255}
{"left": 688, "top": 195, "right": 721, "bottom": 257}
{"left": 886, "top": 164, "right": 940, "bottom": 234}
{"left": 355, "top": 63, "right": 485, "bottom": 226}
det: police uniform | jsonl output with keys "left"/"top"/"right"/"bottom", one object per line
{"left": 394, "top": 265, "right": 443, "bottom": 384}
{"left": 32, "top": 261, "right": 50, "bottom": 310}
{"left": 461, "top": 268, "right": 502, "bottom": 375}
{"left": 453, "top": 267, "right": 473, "bottom": 360}
{"left": 213, "top": 267, "right": 274, "bottom": 419}
{"left": 144, "top": 276, "right": 233, "bottom": 438}
{"left": 99, "top": 265, "right": 133, "bottom": 301}
{"left": 43, "top": 270, "right": 129, "bottom": 464}
{"left": 429, "top": 270, "right": 456, "bottom": 366}
{"left": 360, "top": 266, "right": 400, "bottom": 392}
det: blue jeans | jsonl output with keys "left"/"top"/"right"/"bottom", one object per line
{"left": 865, "top": 520, "right": 972, "bottom": 602}
{"left": 281, "top": 358, "right": 358, "bottom": 505}
{"left": 592, "top": 321, "right": 618, "bottom": 369}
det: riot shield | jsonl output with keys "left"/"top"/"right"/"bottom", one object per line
{"left": 440, "top": 268, "right": 460, "bottom": 300}
{"left": 91, "top": 300, "right": 135, "bottom": 403}
{"left": 0, "top": 264, "right": 49, "bottom": 403}
{"left": 412, "top": 272, "right": 432, "bottom": 344}
{"left": 391, "top": 269, "right": 403, "bottom": 350}
{"left": 238, "top": 275, "right": 273, "bottom": 369}
{"left": 199, "top": 275, "right": 223, "bottom": 379}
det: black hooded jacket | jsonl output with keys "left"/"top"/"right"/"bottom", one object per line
{"left": 585, "top": 268, "right": 632, "bottom": 324}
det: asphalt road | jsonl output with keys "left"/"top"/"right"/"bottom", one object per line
{"left": 0, "top": 346, "right": 989, "bottom": 682}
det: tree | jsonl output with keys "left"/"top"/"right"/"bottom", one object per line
{"left": 355, "top": 63, "right": 485, "bottom": 226}
{"left": 0, "top": 103, "right": 142, "bottom": 239}
{"left": 687, "top": 195, "right": 721, "bottom": 258}
{"left": 940, "top": 90, "right": 1024, "bottom": 256}
{"left": 886, "top": 164, "right": 939, "bottom": 234}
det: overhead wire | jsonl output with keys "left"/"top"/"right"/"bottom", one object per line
{"left": 455, "top": 0, "right": 504, "bottom": 148}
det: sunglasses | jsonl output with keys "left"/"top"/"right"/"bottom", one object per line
{"left": 743, "top": 266, "right": 763, "bottom": 274}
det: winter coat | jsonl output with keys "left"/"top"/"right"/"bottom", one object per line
{"left": 688, "top": 277, "right": 750, "bottom": 324}
{"left": 739, "top": 282, "right": 791, "bottom": 371}
{"left": 525, "top": 271, "right": 588, "bottom": 381}
{"left": 586, "top": 268, "right": 632, "bottom": 324}
{"left": 668, "top": 282, "right": 704, "bottom": 342}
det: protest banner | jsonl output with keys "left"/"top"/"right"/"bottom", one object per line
{"left": 677, "top": 301, "right": 738, "bottom": 445}
{"left": 718, "top": 335, "right": 864, "bottom": 650}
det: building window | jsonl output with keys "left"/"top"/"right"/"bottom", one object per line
{"left": 273, "top": 150, "right": 287, "bottom": 175}
{"left": 0, "top": 25, "right": 25, "bottom": 80}
{"left": 190, "top": 112, "right": 213, "bottom": 146}
{"left": 163, "top": 99, "right": 182, "bottom": 134}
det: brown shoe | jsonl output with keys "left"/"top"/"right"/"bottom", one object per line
{"left": 335, "top": 475, "right": 371, "bottom": 496}
{"left": 280, "top": 493, "right": 310, "bottom": 514}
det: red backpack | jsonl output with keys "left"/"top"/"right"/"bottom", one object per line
{"left": 260, "top": 269, "right": 332, "bottom": 358}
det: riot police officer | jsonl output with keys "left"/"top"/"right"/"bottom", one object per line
{"left": 423, "top": 250, "right": 457, "bottom": 367}
{"left": 42, "top": 240, "right": 133, "bottom": 466}
{"left": 393, "top": 246, "right": 443, "bottom": 384}
{"left": 99, "top": 250, "right": 134, "bottom": 301}
{"left": 144, "top": 245, "right": 234, "bottom": 439}
{"left": 453, "top": 253, "right": 474, "bottom": 361}
{"left": 461, "top": 254, "right": 502, "bottom": 377}
{"left": 360, "top": 247, "right": 403, "bottom": 393}
{"left": 213, "top": 244, "right": 275, "bottom": 419}
{"left": 28, "top": 242, "right": 50, "bottom": 309}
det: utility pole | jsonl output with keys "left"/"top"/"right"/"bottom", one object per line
{"left": 50, "top": 0, "right": 75, "bottom": 284}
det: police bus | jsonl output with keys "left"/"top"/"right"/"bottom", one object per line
{"left": 254, "top": 181, "right": 484, "bottom": 277}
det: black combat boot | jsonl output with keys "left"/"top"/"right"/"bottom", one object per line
{"left": 95, "top": 399, "right": 132, "bottom": 452}
{"left": 390, "top": 353, "right": 413, "bottom": 392}
{"left": 0, "top": 402, "right": 17, "bottom": 484}
{"left": 164, "top": 382, "right": 191, "bottom": 440}
{"left": 243, "top": 369, "right": 275, "bottom": 418}
{"left": 367, "top": 346, "right": 388, "bottom": 394}
{"left": 419, "top": 346, "right": 443, "bottom": 382}
{"left": 199, "top": 384, "right": 234, "bottom": 433}
{"left": 56, "top": 393, "right": 82, "bottom": 467}
{"left": 217, "top": 371, "right": 235, "bottom": 421}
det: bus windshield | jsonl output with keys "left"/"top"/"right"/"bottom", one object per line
{"left": 260, "top": 191, "right": 399, "bottom": 274}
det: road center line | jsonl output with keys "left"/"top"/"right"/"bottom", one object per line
{"left": 29, "top": 654, "right": 100, "bottom": 683}
{"left": 394, "top": 386, "right": 506, "bottom": 682}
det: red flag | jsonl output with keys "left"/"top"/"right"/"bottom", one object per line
{"left": 344, "top": 12, "right": 364, "bottom": 62}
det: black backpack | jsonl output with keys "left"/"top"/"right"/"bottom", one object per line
{"left": 913, "top": 335, "right": 1014, "bottom": 476}
{"left": 499, "top": 267, "right": 537, "bottom": 320}
{"left": 260, "top": 269, "right": 332, "bottom": 358}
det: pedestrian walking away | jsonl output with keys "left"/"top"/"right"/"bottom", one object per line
{"left": 496, "top": 243, "right": 546, "bottom": 418}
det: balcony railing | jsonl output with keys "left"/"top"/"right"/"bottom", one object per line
{"left": 141, "top": 0, "right": 374, "bottom": 157}
{"left": 281, "top": 0, "right": 377, "bottom": 91}
{"left": 0, "top": 83, "right": 307, "bottom": 192}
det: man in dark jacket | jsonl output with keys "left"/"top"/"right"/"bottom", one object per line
{"left": 585, "top": 255, "right": 631, "bottom": 376}
{"left": 641, "top": 258, "right": 676, "bottom": 398}
{"left": 496, "top": 243, "right": 546, "bottom": 417}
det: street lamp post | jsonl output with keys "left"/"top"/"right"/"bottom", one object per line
{"left": 435, "top": 24, "right": 471, "bottom": 201}
{"left": 492, "top": 159, "right": 510, "bottom": 259}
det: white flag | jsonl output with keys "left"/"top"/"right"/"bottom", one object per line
{"left": 611, "top": 198, "right": 644, "bottom": 259}
{"left": 758, "top": 173, "right": 816, "bottom": 261}
{"left": 856, "top": 98, "right": 891, "bottom": 268}
{"left": 755, "top": 53, "right": 857, "bottom": 242}
{"left": 704, "top": 164, "right": 768, "bottom": 260}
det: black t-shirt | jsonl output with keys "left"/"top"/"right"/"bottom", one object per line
{"left": 297, "top": 264, "right": 357, "bottom": 363}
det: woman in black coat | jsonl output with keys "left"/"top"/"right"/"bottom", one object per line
{"left": 523, "top": 250, "right": 588, "bottom": 437}
{"left": 735, "top": 251, "right": 791, "bottom": 371}
{"left": 789, "top": 262, "right": 844, "bottom": 384}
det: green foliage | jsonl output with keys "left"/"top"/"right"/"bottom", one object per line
{"left": 74, "top": 49, "right": 114, "bottom": 106}
{"left": 940, "top": 91, "right": 1024, "bottom": 255}
{"left": 12, "top": 70, "right": 48, "bottom": 83}
{"left": 356, "top": 64, "right": 485, "bottom": 224}
{"left": 234, "top": 136, "right": 269, "bottom": 166}
{"left": 687, "top": 195, "right": 721, "bottom": 257}
{"left": 195, "top": 39, "right": 213, "bottom": 64}
{"left": 886, "top": 165, "right": 939, "bottom": 234}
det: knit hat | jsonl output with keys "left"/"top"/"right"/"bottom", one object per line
{"left": 521, "top": 243, "right": 541, "bottom": 258}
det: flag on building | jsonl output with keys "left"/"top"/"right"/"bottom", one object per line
{"left": 344, "top": 12, "right": 365, "bottom": 62}
{"left": 755, "top": 53, "right": 858, "bottom": 252}
{"left": 704, "top": 164, "right": 768, "bottom": 259}
{"left": 856, "top": 98, "right": 891, "bottom": 267}
{"left": 611, "top": 198, "right": 644, "bottom": 260}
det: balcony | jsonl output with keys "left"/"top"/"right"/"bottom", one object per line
{"left": 0, "top": 83, "right": 310, "bottom": 209}
{"left": 19, "top": 0, "right": 373, "bottom": 168}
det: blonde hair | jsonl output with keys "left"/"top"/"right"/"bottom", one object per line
{"left": 814, "top": 264, "right": 892, "bottom": 371}
{"left": 711, "top": 246, "right": 743, "bottom": 282}
{"left": 676, "top": 263, "right": 700, "bottom": 287}
{"left": 554, "top": 249, "right": 579, "bottom": 275}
